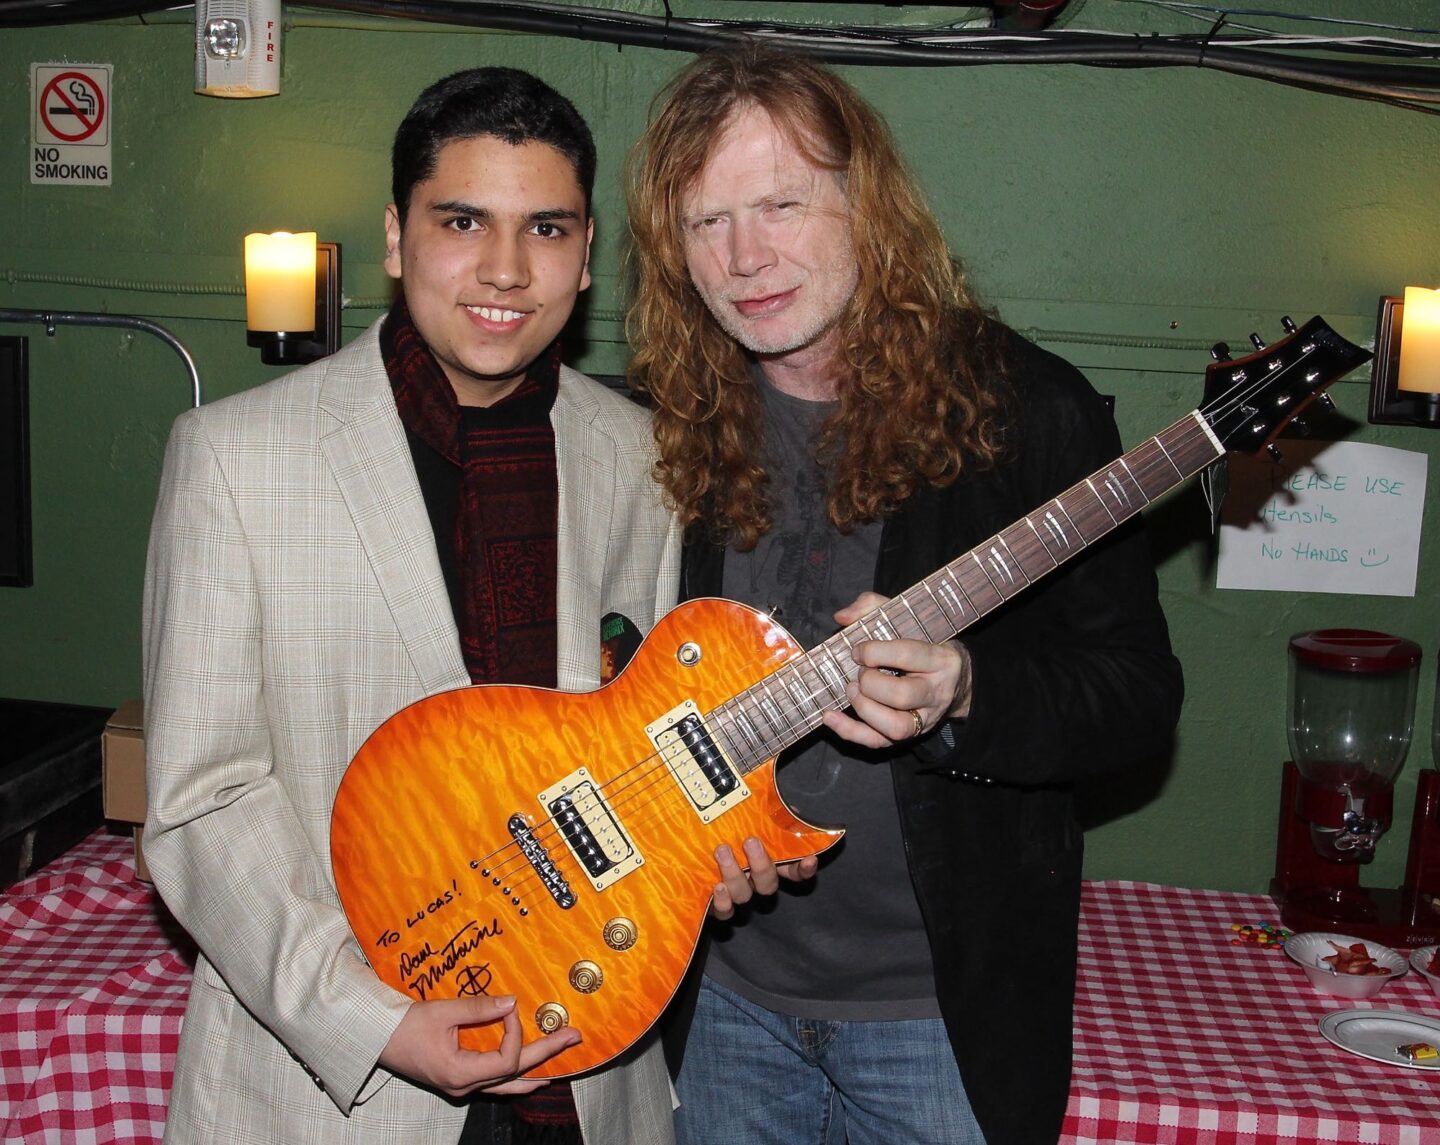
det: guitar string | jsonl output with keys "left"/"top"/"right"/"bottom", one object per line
{"left": 371, "top": 361, "right": 1329, "bottom": 1037}
{"left": 1201, "top": 333, "right": 1336, "bottom": 442}
{"left": 463, "top": 338, "right": 1336, "bottom": 900}
{"left": 477, "top": 421, "right": 1211, "bottom": 901}
{"left": 469, "top": 612, "right": 896, "bottom": 894}
{"left": 471, "top": 661, "right": 838, "bottom": 898}
{"left": 475, "top": 545, "right": 1055, "bottom": 900}
{"left": 474, "top": 422, "right": 1201, "bottom": 898}
{"left": 472, "top": 629, "right": 875, "bottom": 900}
{"left": 474, "top": 559, "right": 1033, "bottom": 902}
{"left": 372, "top": 345, "right": 1343, "bottom": 1020}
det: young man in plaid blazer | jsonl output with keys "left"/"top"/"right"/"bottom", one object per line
{"left": 143, "top": 68, "right": 683, "bottom": 1145}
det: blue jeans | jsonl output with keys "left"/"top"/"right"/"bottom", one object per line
{"left": 674, "top": 977, "right": 985, "bottom": 1145}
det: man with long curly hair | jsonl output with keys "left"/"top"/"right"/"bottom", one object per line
{"left": 627, "top": 45, "right": 1182, "bottom": 1145}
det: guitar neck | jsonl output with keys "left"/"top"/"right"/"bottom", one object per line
{"left": 711, "top": 410, "right": 1224, "bottom": 775}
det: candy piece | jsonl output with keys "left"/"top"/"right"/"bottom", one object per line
{"left": 1398, "top": 1042, "right": 1437, "bottom": 1062}
{"left": 1227, "top": 922, "right": 1293, "bottom": 949}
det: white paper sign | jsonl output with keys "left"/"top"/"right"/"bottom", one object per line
{"left": 1216, "top": 440, "right": 1426, "bottom": 597}
{"left": 30, "top": 63, "right": 112, "bottom": 187}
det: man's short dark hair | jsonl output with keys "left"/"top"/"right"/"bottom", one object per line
{"left": 391, "top": 67, "right": 596, "bottom": 224}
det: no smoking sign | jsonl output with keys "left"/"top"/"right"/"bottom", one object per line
{"left": 31, "top": 63, "right": 112, "bottom": 186}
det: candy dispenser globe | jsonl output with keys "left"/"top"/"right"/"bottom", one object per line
{"left": 1288, "top": 630, "right": 1419, "bottom": 859}
{"left": 1273, "top": 630, "right": 1440, "bottom": 947}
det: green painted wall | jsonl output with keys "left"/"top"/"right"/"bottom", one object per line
{"left": 3, "top": 2, "right": 1438, "bottom": 895}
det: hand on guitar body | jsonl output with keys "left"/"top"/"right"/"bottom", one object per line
{"left": 822, "top": 592, "right": 974, "bottom": 751}
{"left": 379, "top": 994, "right": 580, "bottom": 1098}
{"left": 380, "top": 840, "right": 817, "bottom": 1072}
{"left": 706, "top": 590, "right": 968, "bottom": 921}
{"left": 705, "top": 588, "right": 966, "bottom": 921}
{"left": 709, "top": 836, "right": 820, "bottom": 922}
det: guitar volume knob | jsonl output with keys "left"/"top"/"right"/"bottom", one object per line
{"left": 604, "top": 917, "right": 638, "bottom": 951}
{"left": 535, "top": 1002, "right": 570, "bottom": 1033}
{"left": 569, "top": 961, "right": 603, "bottom": 993}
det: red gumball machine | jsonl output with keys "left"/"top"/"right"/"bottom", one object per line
{"left": 1272, "top": 629, "right": 1440, "bottom": 948}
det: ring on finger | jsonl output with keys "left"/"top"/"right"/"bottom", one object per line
{"left": 909, "top": 708, "right": 925, "bottom": 737}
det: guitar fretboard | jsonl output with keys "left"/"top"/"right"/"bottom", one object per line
{"left": 706, "top": 411, "right": 1223, "bottom": 775}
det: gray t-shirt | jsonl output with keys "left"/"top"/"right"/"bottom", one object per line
{"left": 706, "top": 378, "right": 941, "bottom": 1021}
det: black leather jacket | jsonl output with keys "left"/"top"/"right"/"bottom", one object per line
{"left": 668, "top": 327, "right": 1183, "bottom": 1144}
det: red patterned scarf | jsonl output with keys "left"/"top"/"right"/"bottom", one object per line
{"left": 383, "top": 297, "right": 559, "bottom": 689}
{"left": 382, "top": 299, "right": 579, "bottom": 1136}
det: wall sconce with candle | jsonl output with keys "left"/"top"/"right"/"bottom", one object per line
{"left": 244, "top": 231, "right": 341, "bottom": 366}
{"left": 1370, "top": 287, "right": 1440, "bottom": 428}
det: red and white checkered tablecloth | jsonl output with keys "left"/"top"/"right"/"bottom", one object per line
{"left": 8, "top": 838, "right": 1440, "bottom": 1144}
{"left": 1, "top": 830, "right": 193, "bottom": 1145}
{"left": 1065, "top": 880, "right": 1440, "bottom": 1145}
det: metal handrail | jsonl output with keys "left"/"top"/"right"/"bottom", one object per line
{"left": 0, "top": 308, "right": 202, "bottom": 407}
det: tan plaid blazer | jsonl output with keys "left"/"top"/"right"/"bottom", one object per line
{"left": 143, "top": 321, "right": 680, "bottom": 1145}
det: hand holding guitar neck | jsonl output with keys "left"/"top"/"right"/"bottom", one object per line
{"left": 823, "top": 591, "right": 974, "bottom": 750}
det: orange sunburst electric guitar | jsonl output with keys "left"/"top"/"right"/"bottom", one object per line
{"left": 331, "top": 316, "right": 1369, "bottom": 1077}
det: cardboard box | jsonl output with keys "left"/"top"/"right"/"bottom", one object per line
{"left": 102, "top": 700, "right": 150, "bottom": 881}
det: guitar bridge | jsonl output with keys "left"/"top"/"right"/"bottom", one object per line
{"left": 508, "top": 813, "right": 576, "bottom": 909}
{"left": 537, "top": 769, "right": 642, "bottom": 892}
{"left": 648, "top": 701, "right": 749, "bottom": 822}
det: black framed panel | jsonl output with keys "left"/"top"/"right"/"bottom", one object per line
{"left": 0, "top": 337, "right": 32, "bottom": 587}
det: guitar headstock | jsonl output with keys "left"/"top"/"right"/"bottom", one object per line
{"left": 1200, "top": 316, "right": 1372, "bottom": 457}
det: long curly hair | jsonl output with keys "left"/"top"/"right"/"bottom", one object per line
{"left": 625, "top": 43, "right": 1010, "bottom": 551}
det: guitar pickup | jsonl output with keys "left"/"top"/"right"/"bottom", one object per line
{"left": 648, "top": 700, "right": 749, "bottom": 823}
{"left": 538, "top": 769, "right": 642, "bottom": 892}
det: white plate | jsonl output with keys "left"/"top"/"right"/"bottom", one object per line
{"left": 1318, "top": 1009, "right": 1440, "bottom": 1070}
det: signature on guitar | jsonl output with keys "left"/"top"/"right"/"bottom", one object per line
{"left": 456, "top": 964, "right": 495, "bottom": 998}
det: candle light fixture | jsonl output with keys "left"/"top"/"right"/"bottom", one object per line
{"left": 244, "top": 231, "right": 341, "bottom": 366}
{"left": 1370, "top": 286, "right": 1440, "bottom": 428}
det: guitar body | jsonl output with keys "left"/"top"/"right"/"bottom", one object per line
{"left": 331, "top": 597, "right": 843, "bottom": 1078}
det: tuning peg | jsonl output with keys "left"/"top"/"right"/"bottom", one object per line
{"left": 1210, "top": 342, "right": 1231, "bottom": 362}
{"left": 1290, "top": 418, "right": 1310, "bottom": 437}
{"left": 1250, "top": 333, "right": 1267, "bottom": 350}
{"left": 1267, "top": 444, "right": 1284, "bottom": 463}
{"left": 1315, "top": 393, "right": 1337, "bottom": 411}
{"left": 1281, "top": 315, "right": 1297, "bottom": 333}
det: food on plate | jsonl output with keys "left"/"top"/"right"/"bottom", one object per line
{"left": 1398, "top": 1042, "right": 1438, "bottom": 1062}
{"left": 1322, "top": 941, "right": 1390, "bottom": 976}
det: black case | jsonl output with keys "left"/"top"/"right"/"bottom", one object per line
{"left": 1, "top": 698, "right": 110, "bottom": 888}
